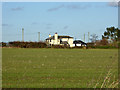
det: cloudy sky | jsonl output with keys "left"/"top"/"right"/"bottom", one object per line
{"left": 2, "top": 2, "right": 118, "bottom": 42}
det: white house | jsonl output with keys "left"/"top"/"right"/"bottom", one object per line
{"left": 46, "top": 33, "right": 74, "bottom": 47}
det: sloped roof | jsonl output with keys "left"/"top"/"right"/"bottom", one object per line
{"left": 46, "top": 36, "right": 54, "bottom": 40}
{"left": 73, "top": 40, "right": 87, "bottom": 45}
{"left": 46, "top": 35, "right": 73, "bottom": 40}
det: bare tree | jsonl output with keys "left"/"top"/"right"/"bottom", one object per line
{"left": 90, "top": 34, "right": 98, "bottom": 43}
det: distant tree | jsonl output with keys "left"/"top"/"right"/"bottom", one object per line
{"left": 118, "top": 28, "right": 120, "bottom": 41}
{"left": 102, "top": 26, "right": 120, "bottom": 42}
{"left": 2, "top": 42, "right": 7, "bottom": 47}
{"left": 100, "top": 39, "right": 108, "bottom": 45}
{"left": 90, "top": 34, "right": 98, "bottom": 43}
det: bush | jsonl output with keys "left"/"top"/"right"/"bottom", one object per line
{"left": 73, "top": 46, "right": 83, "bottom": 49}
{"left": 86, "top": 46, "right": 96, "bottom": 49}
{"left": 2, "top": 42, "right": 7, "bottom": 47}
{"left": 87, "top": 43, "right": 94, "bottom": 46}
{"left": 95, "top": 46, "right": 117, "bottom": 49}
{"left": 9, "top": 41, "right": 47, "bottom": 48}
{"left": 87, "top": 40, "right": 118, "bottom": 49}
{"left": 100, "top": 39, "right": 108, "bottom": 45}
{"left": 87, "top": 45, "right": 117, "bottom": 49}
{"left": 52, "top": 45, "right": 70, "bottom": 48}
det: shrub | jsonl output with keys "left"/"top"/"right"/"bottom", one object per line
{"left": 100, "top": 39, "right": 108, "bottom": 45}
{"left": 9, "top": 41, "right": 47, "bottom": 48}
{"left": 73, "top": 46, "right": 83, "bottom": 49}
{"left": 87, "top": 45, "right": 117, "bottom": 49}
{"left": 2, "top": 42, "right": 7, "bottom": 47}
{"left": 52, "top": 45, "right": 70, "bottom": 48}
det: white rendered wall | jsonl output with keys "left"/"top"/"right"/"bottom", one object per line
{"left": 54, "top": 33, "right": 58, "bottom": 44}
{"left": 68, "top": 38, "right": 74, "bottom": 47}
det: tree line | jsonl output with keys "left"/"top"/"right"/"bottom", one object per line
{"left": 1, "top": 26, "right": 120, "bottom": 49}
{"left": 88, "top": 26, "right": 120, "bottom": 48}
{"left": 1, "top": 41, "right": 47, "bottom": 48}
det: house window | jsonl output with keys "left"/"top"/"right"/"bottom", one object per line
{"left": 60, "top": 39, "right": 62, "bottom": 44}
{"left": 50, "top": 39, "right": 51, "bottom": 42}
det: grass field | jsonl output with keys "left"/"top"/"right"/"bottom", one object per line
{"left": 2, "top": 48, "right": 118, "bottom": 88}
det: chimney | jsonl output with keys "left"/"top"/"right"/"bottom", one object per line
{"left": 55, "top": 32, "right": 58, "bottom": 39}
{"left": 49, "top": 34, "right": 51, "bottom": 37}
{"left": 55, "top": 32, "right": 58, "bottom": 44}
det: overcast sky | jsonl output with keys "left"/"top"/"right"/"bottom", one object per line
{"left": 2, "top": 2, "right": 118, "bottom": 42}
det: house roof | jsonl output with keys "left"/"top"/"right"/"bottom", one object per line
{"left": 46, "top": 35, "right": 73, "bottom": 40}
{"left": 73, "top": 40, "right": 87, "bottom": 45}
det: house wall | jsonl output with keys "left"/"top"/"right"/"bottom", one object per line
{"left": 49, "top": 39, "right": 54, "bottom": 45}
{"left": 47, "top": 39, "right": 52, "bottom": 45}
{"left": 61, "top": 38, "right": 69, "bottom": 41}
{"left": 48, "top": 39, "right": 60, "bottom": 45}
{"left": 54, "top": 39, "right": 60, "bottom": 45}
{"left": 61, "top": 38, "right": 74, "bottom": 47}
{"left": 54, "top": 33, "right": 58, "bottom": 44}
{"left": 76, "top": 44, "right": 82, "bottom": 46}
{"left": 68, "top": 38, "right": 74, "bottom": 47}
{"left": 61, "top": 38, "right": 73, "bottom": 47}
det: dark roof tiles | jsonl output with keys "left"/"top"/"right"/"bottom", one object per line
{"left": 73, "top": 40, "right": 87, "bottom": 45}
{"left": 46, "top": 35, "right": 73, "bottom": 40}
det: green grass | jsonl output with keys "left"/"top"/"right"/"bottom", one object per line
{"left": 2, "top": 48, "right": 118, "bottom": 88}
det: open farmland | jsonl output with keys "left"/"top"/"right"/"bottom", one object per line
{"left": 2, "top": 48, "right": 118, "bottom": 88}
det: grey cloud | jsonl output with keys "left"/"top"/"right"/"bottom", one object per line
{"left": 46, "top": 23, "right": 52, "bottom": 25}
{"left": 11, "top": 7, "right": 24, "bottom": 11}
{"left": 63, "top": 26, "right": 69, "bottom": 29}
{"left": 47, "top": 5, "right": 64, "bottom": 12}
{"left": 66, "top": 4, "right": 91, "bottom": 9}
{"left": 46, "top": 27, "right": 51, "bottom": 29}
{"left": 67, "top": 5, "right": 81, "bottom": 9}
{"left": 47, "top": 4, "right": 91, "bottom": 12}
{"left": 2, "top": 24, "right": 8, "bottom": 26}
{"left": 31, "top": 22, "right": 38, "bottom": 25}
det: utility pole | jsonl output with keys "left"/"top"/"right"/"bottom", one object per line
{"left": 38, "top": 32, "right": 40, "bottom": 42}
{"left": 84, "top": 33, "right": 85, "bottom": 42}
{"left": 75, "top": 37, "right": 76, "bottom": 40}
{"left": 22, "top": 28, "right": 24, "bottom": 42}
{"left": 88, "top": 32, "right": 90, "bottom": 43}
